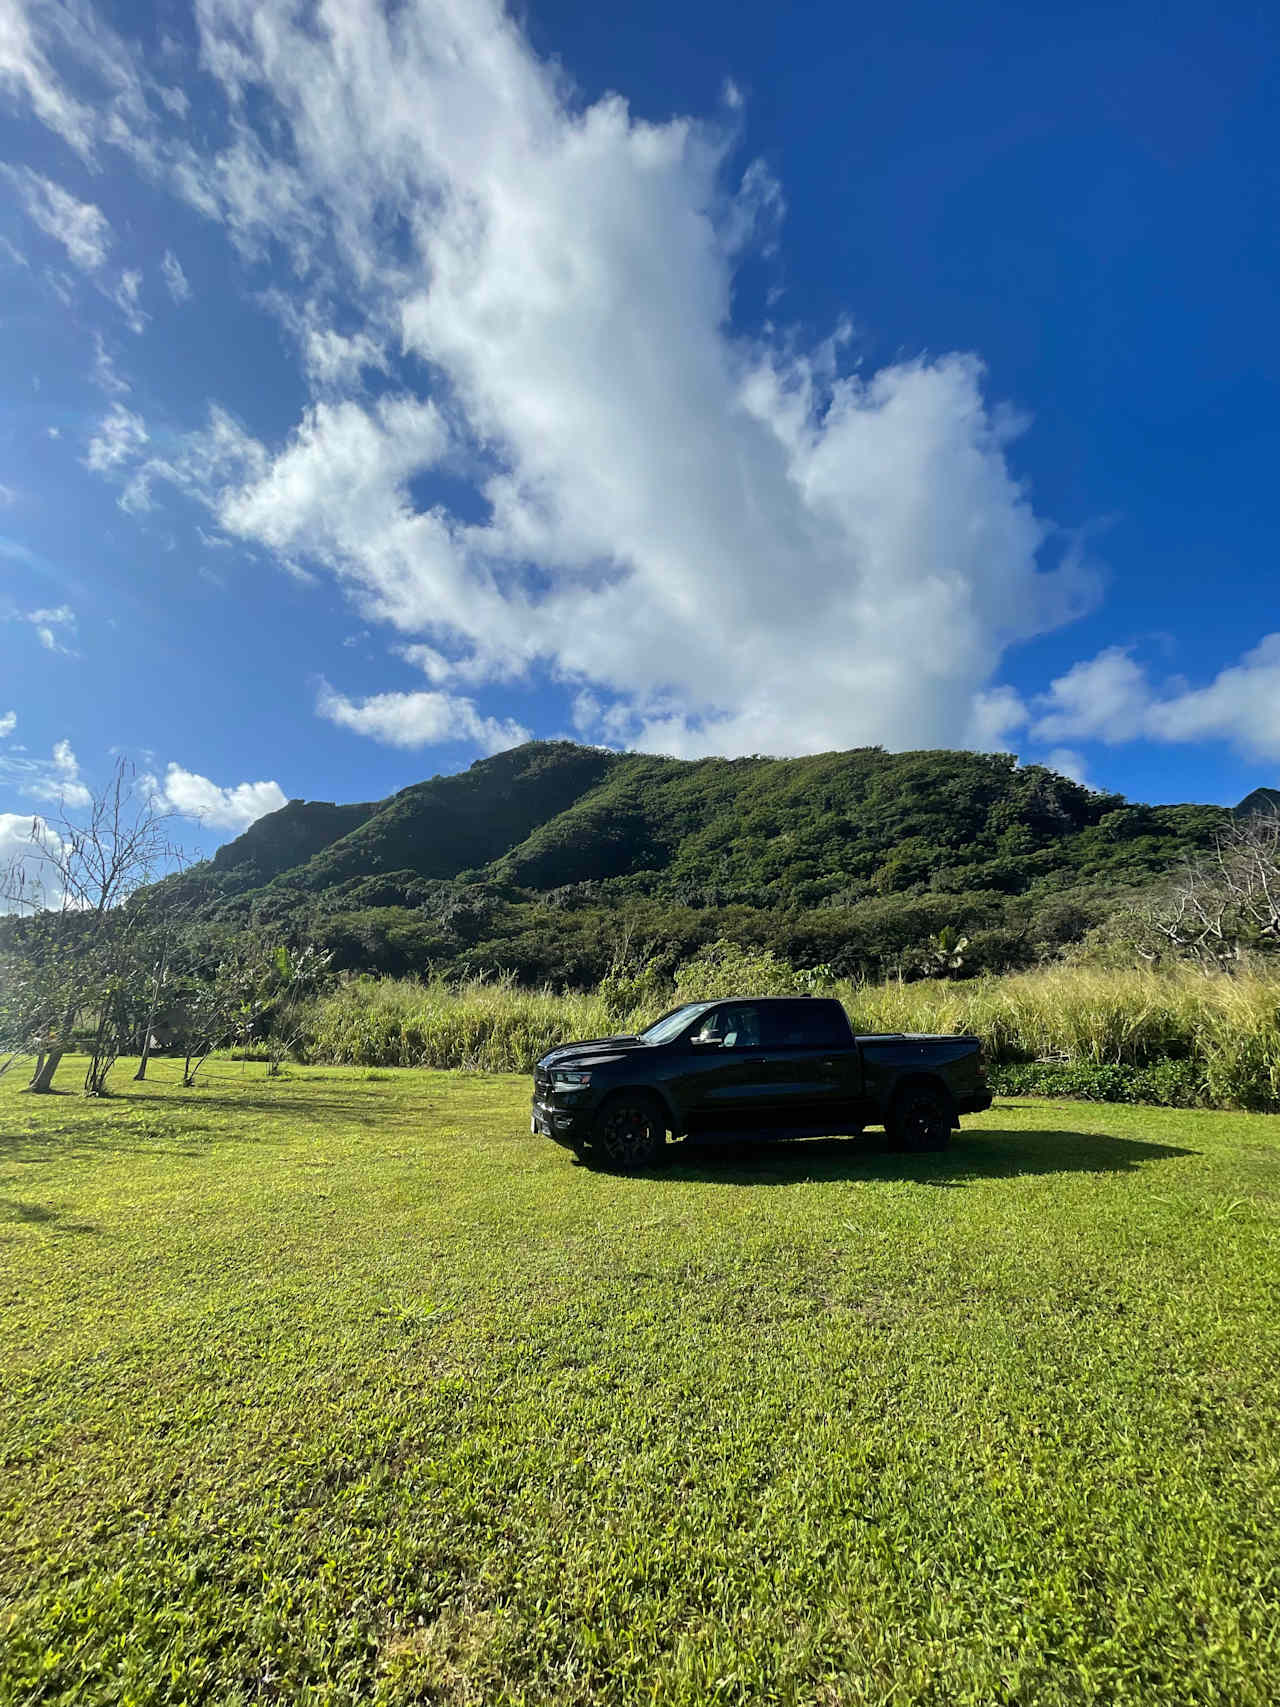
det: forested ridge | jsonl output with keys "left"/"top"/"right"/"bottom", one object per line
{"left": 146, "top": 740, "right": 1239, "bottom": 986}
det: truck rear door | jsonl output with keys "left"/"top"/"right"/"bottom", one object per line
{"left": 757, "top": 1000, "right": 863, "bottom": 1129}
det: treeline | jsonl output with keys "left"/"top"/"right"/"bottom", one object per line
{"left": 4, "top": 747, "right": 1277, "bottom": 1103}
{"left": 0, "top": 763, "right": 334, "bottom": 1098}
{"left": 151, "top": 741, "right": 1231, "bottom": 986}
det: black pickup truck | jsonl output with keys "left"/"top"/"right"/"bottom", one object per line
{"left": 531, "top": 995, "right": 991, "bottom": 1168}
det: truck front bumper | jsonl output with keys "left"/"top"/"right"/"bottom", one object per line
{"left": 531, "top": 1097, "right": 589, "bottom": 1147}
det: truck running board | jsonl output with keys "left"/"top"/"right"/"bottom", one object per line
{"left": 680, "top": 1125, "right": 867, "bottom": 1145}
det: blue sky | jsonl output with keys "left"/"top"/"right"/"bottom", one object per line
{"left": 1, "top": 0, "right": 1277, "bottom": 864}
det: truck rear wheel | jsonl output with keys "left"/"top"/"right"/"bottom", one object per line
{"left": 592, "top": 1093, "right": 666, "bottom": 1170}
{"left": 887, "top": 1084, "right": 953, "bottom": 1152}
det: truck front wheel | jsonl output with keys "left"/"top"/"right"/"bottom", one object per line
{"left": 887, "top": 1084, "right": 953, "bottom": 1152}
{"left": 592, "top": 1093, "right": 666, "bottom": 1170}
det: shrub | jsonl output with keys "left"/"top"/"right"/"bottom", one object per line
{"left": 990, "top": 1059, "right": 1208, "bottom": 1108}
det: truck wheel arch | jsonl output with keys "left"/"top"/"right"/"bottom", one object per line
{"left": 600, "top": 1084, "right": 678, "bottom": 1133}
{"left": 885, "top": 1075, "right": 957, "bottom": 1149}
{"left": 887, "top": 1070, "right": 956, "bottom": 1113}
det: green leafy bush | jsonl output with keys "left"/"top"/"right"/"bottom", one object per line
{"left": 990, "top": 1059, "right": 1209, "bottom": 1108}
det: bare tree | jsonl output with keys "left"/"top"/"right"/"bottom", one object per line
{"left": 0, "top": 761, "right": 180, "bottom": 1094}
{"left": 1146, "top": 811, "right": 1280, "bottom": 964}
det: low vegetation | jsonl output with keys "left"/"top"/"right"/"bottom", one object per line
{"left": 3, "top": 748, "right": 1277, "bottom": 1111}
{"left": 3, "top": 1061, "right": 1278, "bottom": 1704}
{"left": 298, "top": 958, "right": 1280, "bottom": 1111}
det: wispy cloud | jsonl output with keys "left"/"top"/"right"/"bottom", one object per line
{"left": 0, "top": 736, "right": 92, "bottom": 809}
{"left": 3, "top": 165, "right": 110, "bottom": 269}
{"left": 112, "top": 265, "right": 146, "bottom": 332}
{"left": 0, "top": 0, "right": 97, "bottom": 159}
{"left": 2, "top": 602, "right": 79, "bottom": 656}
{"left": 160, "top": 247, "right": 190, "bottom": 301}
{"left": 27, "top": 604, "right": 78, "bottom": 654}
{"left": 90, "top": 332, "right": 131, "bottom": 395}
{"left": 86, "top": 402, "right": 148, "bottom": 473}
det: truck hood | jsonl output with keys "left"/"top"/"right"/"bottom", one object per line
{"left": 537, "top": 1035, "right": 647, "bottom": 1071}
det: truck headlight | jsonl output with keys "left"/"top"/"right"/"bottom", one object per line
{"left": 552, "top": 1070, "right": 592, "bottom": 1089}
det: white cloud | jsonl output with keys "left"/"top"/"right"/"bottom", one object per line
{"left": 5, "top": 737, "right": 93, "bottom": 809}
{"left": 1029, "top": 636, "right": 1280, "bottom": 761}
{"left": 0, "top": 710, "right": 15, "bottom": 737}
{"left": 86, "top": 402, "right": 148, "bottom": 472}
{"left": 0, "top": 811, "right": 67, "bottom": 913}
{"left": 2, "top": 603, "right": 78, "bottom": 655}
{"left": 0, "top": 3, "right": 96, "bottom": 159}
{"left": 112, "top": 265, "right": 146, "bottom": 332}
{"left": 0, "top": 0, "right": 220, "bottom": 196}
{"left": 1032, "top": 648, "right": 1152, "bottom": 745}
{"left": 31, "top": 605, "right": 76, "bottom": 653}
{"left": 120, "top": 402, "right": 266, "bottom": 514}
{"left": 91, "top": 332, "right": 131, "bottom": 394}
{"left": 5, "top": 0, "right": 1106, "bottom": 759}
{"left": 316, "top": 681, "right": 530, "bottom": 754}
{"left": 155, "top": 0, "right": 1091, "bottom": 757}
{"left": 156, "top": 763, "right": 287, "bottom": 831}
{"left": 259, "top": 289, "right": 387, "bottom": 388}
{"left": 399, "top": 643, "right": 458, "bottom": 683}
{"left": 1144, "top": 637, "right": 1280, "bottom": 755}
{"left": 3, "top": 165, "right": 110, "bottom": 269}
{"left": 1040, "top": 747, "right": 1095, "bottom": 789}
{"left": 160, "top": 247, "right": 190, "bottom": 301}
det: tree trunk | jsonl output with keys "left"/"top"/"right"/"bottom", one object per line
{"left": 27, "top": 1000, "right": 78, "bottom": 1092}
{"left": 27, "top": 1049, "right": 65, "bottom": 1093}
{"left": 84, "top": 1009, "right": 109, "bottom": 1096}
{"left": 134, "top": 949, "right": 169, "bottom": 1081}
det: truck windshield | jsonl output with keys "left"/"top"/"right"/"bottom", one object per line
{"left": 639, "top": 1003, "right": 714, "bottom": 1045}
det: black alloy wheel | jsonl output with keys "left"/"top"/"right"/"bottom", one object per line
{"left": 887, "top": 1085, "right": 953, "bottom": 1152}
{"left": 594, "top": 1095, "right": 665, "bottom": 1170}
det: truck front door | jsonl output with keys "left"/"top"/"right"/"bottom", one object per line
{"left": 671, "top": 1001, "right": 862, "bottom": 1136}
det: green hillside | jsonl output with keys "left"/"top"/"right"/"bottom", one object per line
{"left": 170, "top": 741, "right": 1236, "bottom": 985}
{"left": 1237, "top": 786, "right": 1280, "bottom": 817}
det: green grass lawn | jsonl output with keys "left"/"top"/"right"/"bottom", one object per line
{"left": 2, "top": 1060, "right": 1278, "bottom": 1705}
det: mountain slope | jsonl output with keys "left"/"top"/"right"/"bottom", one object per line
{"left": 1237, "top": 786, "right": 1280, "bottom": 817}
{"left": 178, "top": 741, "right": 1236, "bottom": 984}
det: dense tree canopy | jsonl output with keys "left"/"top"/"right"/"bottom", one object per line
{"left": 126, "top": 741, "right": 1238, "bottom": 988}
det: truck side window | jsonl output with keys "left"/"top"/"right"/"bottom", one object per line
{"left": 723, "top": 1006, "right": 761, "bottom": 1048}
{"left": 763, "top": 1003, "right": 850, "bottom": 1047}
{"left": 694, "top": 1004, "right": 762, "bottom": 1048}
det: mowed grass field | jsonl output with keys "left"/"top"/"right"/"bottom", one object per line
{"left": 2, "top": 1062, "right": 1279, "bottom": 1706}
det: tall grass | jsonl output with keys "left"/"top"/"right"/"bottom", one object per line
{"left": 306, "top": 974, "right": 618, "bottom": 1075}
{"left": 300, "top": 964, "right": 1280, "bottom": 1111}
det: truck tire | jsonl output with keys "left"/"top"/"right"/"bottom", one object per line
{"left": 886, "top": 1083, "right": 953, "bottom": 1152}
{"left": 592, "top": 1092, "right": 666, "bottom": 1170}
